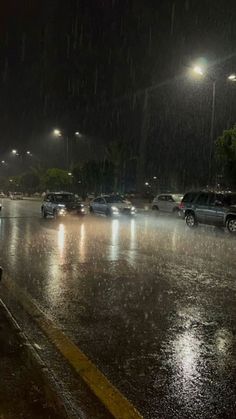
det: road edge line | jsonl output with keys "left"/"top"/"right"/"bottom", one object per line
{"left": 4, "top": 278, "right": 143, "bottom": 419}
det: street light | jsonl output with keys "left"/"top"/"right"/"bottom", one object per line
{"left": 53, "top": 129, "right": 62, "bottom": 137}
{"left": 52, "top": 129, "right": 82, "bottom": 170}
{"left": 191, "top": 61, "right": 236, "bottom": 183}
{"left": 193, "top": 65, "right": 204, "bottom": 76}
{"left": 12, "top": 149, "right": 17, "bottom": 155}
{"left": 228, "top": 74, "right": 236, "bottom": 81}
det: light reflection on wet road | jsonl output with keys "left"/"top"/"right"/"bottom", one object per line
{"left": 0, "top": 199, "right": 236, "bottom": 418}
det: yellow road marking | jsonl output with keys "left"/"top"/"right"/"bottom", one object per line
{"left": 4, "top": 277, "right": 143, "bottom": 419}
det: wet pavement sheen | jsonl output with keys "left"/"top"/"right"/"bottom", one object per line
{"left": 0, "top": 199, "right": 236, "bottom": 418}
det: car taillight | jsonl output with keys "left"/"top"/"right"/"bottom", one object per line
{"left": 179, "top": 202, "right": 185, "bottom": 209}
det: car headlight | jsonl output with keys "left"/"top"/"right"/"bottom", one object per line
{"left": 111, "top": 206, "right": 119, "bottom": 212}
{"left": 58, "top": 208, "right": 66, "bottom": 215}
{"left": 131, "top": 206, "right": 136, "bottom": 211}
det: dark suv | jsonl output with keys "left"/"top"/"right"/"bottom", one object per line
{"left": 41, "top": 192, "right": 85, "bottom": 218}
{"left": 179, "top": 191, "right": 236, "bottom": 233}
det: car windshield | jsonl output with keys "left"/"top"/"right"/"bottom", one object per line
{"left": 105, "top": 196, "right": 126, "bottom": 203}
{"left": 54, "top": 194, "right": 75, "bottom": 203}
{"left": 172, "top": 194, "right": 183, "bottom": 201}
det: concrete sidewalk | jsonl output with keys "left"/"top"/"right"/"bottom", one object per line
{"left": 0, "top": 299, "right": 63, "bottom": 419}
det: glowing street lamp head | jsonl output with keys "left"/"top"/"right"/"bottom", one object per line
{"left": 228, "top": 74, "right": 236, "bottom": 81}
{"left": 193, "top": 65, "right": 204, "bottom": 76}
{"left": 53, "top": 129, "right": 62, "bottom": 137}
{"left": 12, "top": 149, "right": 17, "bottom": 154}
{"left": 26, "top": 150, "right": 31, "bottom": 155}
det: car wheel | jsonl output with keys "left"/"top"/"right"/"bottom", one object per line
{"left": 185, "top": 212, "right": 197, "bottom": 228}
{"left": 42, "top": 208, "right": 47, "bottom": 218}
{"left": 226, "top": 217, "right": 236, "bottom": 234}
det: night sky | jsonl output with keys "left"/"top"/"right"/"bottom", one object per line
{"left": 1, "top": 0, "right": 236, "bottom": 187}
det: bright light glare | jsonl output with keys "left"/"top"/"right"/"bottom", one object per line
{"left": 145, "top": 182, "right": 149, "bottom": 186}
{"left": 26, "top": 150, "right": 31, "bottom": 155}
{"left": 68, "top": 172, "right": 72, "bottom": 176}
{"left": 1, "top": 160, "right": 5, "bottom": 164}
{"left": 75, "top": 131, "right": 80, "bottom": 136}
{"left": 193, "top": 65, "right": 204, "bottom": 76}
{"left": 53, "top": 129, "right": 62, "bottom": 137}
{"left": 228, "top": 74, "right": 236, "bottom": 81}
{"left": 12, "top": 149, "right": 17, "bottom": 154}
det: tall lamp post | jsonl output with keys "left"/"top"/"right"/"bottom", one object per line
{"left": 53, "top": 129, "right": 81, "bottom": 170}
{"left": 192, "top": 65, "right": 236, "bottom": 183}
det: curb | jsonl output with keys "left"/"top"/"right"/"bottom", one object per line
{"left": 0, "top": 298, "right": 78, "bottom": 419}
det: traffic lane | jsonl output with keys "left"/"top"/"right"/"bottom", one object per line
{"left": 1, "top": 201, "right": 236, "bottom": 418}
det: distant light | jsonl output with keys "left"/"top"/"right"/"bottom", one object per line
{"left": 153, "top": 176, "right": 157, "bottom": 180}
{"left": 26, "top": 150, "right": 31, "bottom": 155}
{"left": 9, "top": 179, "right": 13, "bottom": 182}
{"left": 1, "top": 160, "right": 5, "bottom": 164}
{"left": 75, "top": 131, "right": 80, "bottom": 136}
{"left": 12, "top": 149, "right": 17, "bottom": 154}
{"left": 228, "top": 74, "right": 236, "bottom": 81}
{"left": 193, "top": 65, "right": 204, "bottom": 76}
{"left": 53, "top": 129, "right": 62, "bottom": 137}
{"left": 68, "top": 172, "right": 72, "bottom": 176}
{"left": 145, "top": 182, "right": 149, "bottom": 186}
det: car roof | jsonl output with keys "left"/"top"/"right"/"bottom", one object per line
{"left": 49, "top": 191, "right": 73, "bottom": 195}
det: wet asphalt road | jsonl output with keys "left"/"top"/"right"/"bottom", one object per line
{"left": 0, "top": 199, "right": 236, "bottom": 419}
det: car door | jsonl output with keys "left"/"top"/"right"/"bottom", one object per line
{"left": 157, "top": 195, "right": 167, "bottom": 211}
{"left": 92, "top": 198, "right": 100, "bottom": 213}
{"left": 194, "top": 192, "right": 209, "bottom": 224}
{"left": 213, "top": 194, "right": 226, "bottom": 226}
{"left": 45, "top": 194, "right": 54, "bottom": 215}
{"left": 98, "top": 197, "right": 107, "bottom": 214}
{"left": 165, "top": 195, "right": 175, "bottom": 212}
{"left": 205, "top": 193, "right": 221, "bottom": 225}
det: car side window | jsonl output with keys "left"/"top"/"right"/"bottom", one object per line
{"left": 158, "top": 195, "right": 165, "bottom": 201}
{"left": 167, "top": 195, "right": 174, "bottom": 202}
{"left": 182, "top": 192, "right": 196, "bottom": 203}
{"left": 99, "top": 198, "right": 106, "bottom": 204}
{"left": 196, "top": 193, "right": 209, "bottom": 205}
{"left": 45, "top": 195, "right": 52, "bottom": 202}
{"left": 208, "top": 193, "right": 216, "bottom": 205}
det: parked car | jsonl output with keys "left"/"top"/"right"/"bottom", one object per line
{"left": 10, "top": 192, "right": 23, "bottom": 200}
{"left": 90, "top": 195, "right": 136, "bottom": 217}
{"left": 41, "top": 192, "right": 86, "bottom": 218}
{"left": 152, "top": 193, "right": 183, "bottom": 214}
{"left": 179, "top": 191, "right": 236, "bottom": 233}
{"left": 0, "top": 192, "right": 6, "bottom": 199}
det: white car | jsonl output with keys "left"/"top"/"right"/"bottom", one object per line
{"left": 10, "top": 192, "right": 23, "bottom": 200}
{"left": 90, "top": 195, "right": 136, "bottom": 217}
{"left": 152, "top": 193, "right": 183, "bottom": 214}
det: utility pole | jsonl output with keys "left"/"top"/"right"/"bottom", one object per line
{"left": 136, "top": 89, "right": 149, "bottom": 193}
{"left": 208, "top": 80, "right": 216, "bottom": 184}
